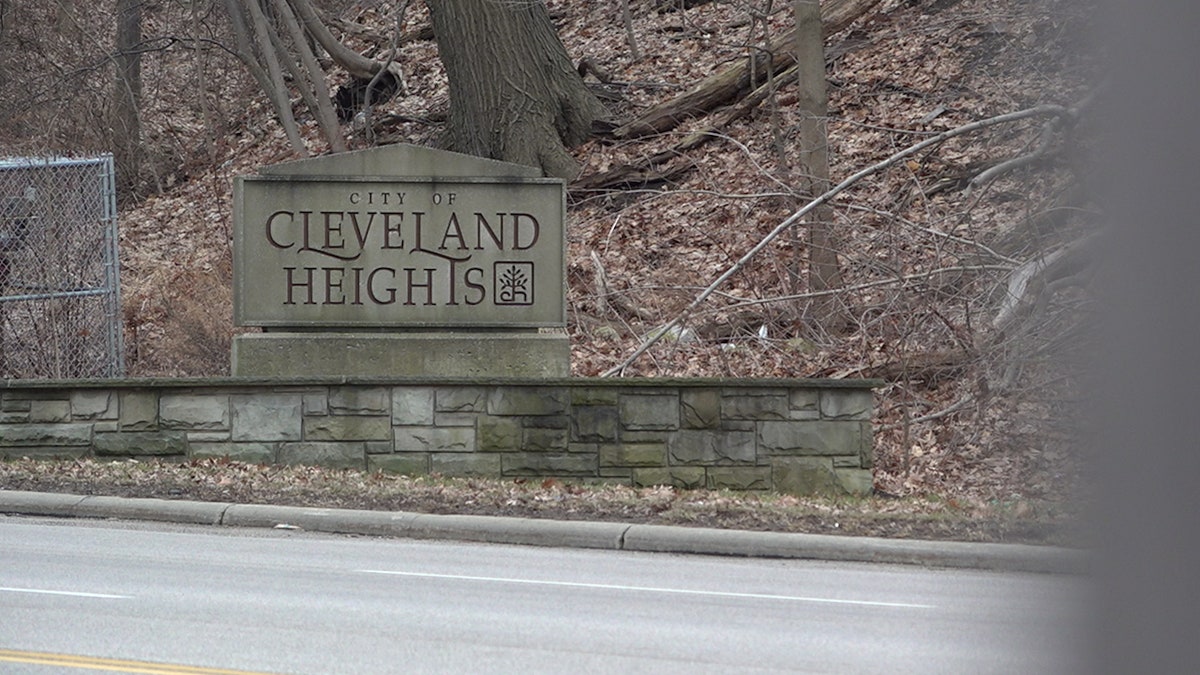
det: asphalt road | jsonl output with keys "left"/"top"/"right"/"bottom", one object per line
{"left": 0, "top": 516, "right": 1086, "bottom": 674}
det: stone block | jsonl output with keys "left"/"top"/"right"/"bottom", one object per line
{"left": 632, "top": 467, "right": 706, "bottom": 490}
{"left": 524, "top": 427, "right": 569, "bottom": 452}
{"left": 721, "top": 390, "right": 790, "bottom": 420}
{"left": 758, "top": 420, "right": 868, "bottom": 456}
{"left": 160, "top": 394, "right": 230, "bottom": 430}
{"left": 231, "top": 333, "right": 570, "bottom": 378}
{"left": 94, "top": 431, "right": 188, "bottom": 457}
{"left": 187, "top": 431, "right": 232, "bottom": 442}
{"left": 772, "top": 457, "right": 840, "bottom": 495}
{"left": 392, "top": 387, "right": 435, "bottom": 425}
{"left": 820, "top": 390, "right": 874, "bottom": 420}
{"left": 432, "top": 452, "right": 503, "bottom": 477}
{"left": 478, "top": 416, "right": 522, "bottom": 451}
{"left": 0, "top": 411, "right": 28, "bottom": 424}
{"left": 436, "top": 387, "right": 487, "bottom": 413}
{"left": 92, "top": 421, "right": 120, "bottom": 433}
{"left": 834, "top": 468, "right": 875, "bottom": 495}
{"left": 571, "top": 406, "right": 619, "bottom": 442}
{"left": 789, "top": 388, "right": 820, "bottom": 413}
{"left": 0, "top": 424, "right": 92, "bottom": 447}
{"left": 1, "top": 446, "right": 90, "bottom": 460}
{"left": 707, "top": 467, "right": 772, "bottom": 491}
{"left": 0, "top": 396, "right": 31, "bottom": 412}
{"left": 303, "top": 415, "right": 391, "bottom": 441}
{"left": 369, "top": 453, "right": 430, "bottom": 476}
{"left": 570, "top": 387, "right": 619, "bottom": 406}
{"left": 120, "top": 391, "right": 158, "bottom": 430}
{"left": 231, "top": 394, "right": 302, "bottom": 441}
{"left": 278, "top": 442, "right": 365, "bottom": 469}
{"left": 680, "top": 389, "right": 721, "bottom": 429}
{"left": 329, "top": 387, "right": 390, "bottom": 415}
{"left": 523, "top": 415, "right": 570, "bottom": 429}
{"left": 488, "top": 387, "right": 568, "bottom": 416}
{"left": 70, "top": 391, "right": 115, "bottom": 420}
{"left": 434, "top": 412, "right": 478, "bottom": 427}
{"left": 30, "top": 400, "right": 71, "bottom": 423}
{"left": 600, "top": 443, "right": 667, "bottom": 468}
{"left": 190, "top": 442, "right": 276, "bottom": 464}
{"left": 668, "top": 429, "right": 756, "bottom": 465}
{"left": 568, "top": 442, "right": 598, "bottom": 454}
{"left": 619, "top": 394, "right": 679, "bottom": 431}
{"left": 394, "top": 426, "right": 475, "bottom": 453}
{"left": 502, "top": 453, "right": 597, "bottom": 477}
{"left": 302, "top": 391, "right": 328, "bottom": 416}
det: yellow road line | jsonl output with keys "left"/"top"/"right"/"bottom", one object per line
{"left": 0, "top": 649, "right": 281, "bottom": 675}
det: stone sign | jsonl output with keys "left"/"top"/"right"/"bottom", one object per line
{"left": 230, "top": 144, "right": 571, "bottom": 378}
{"left": 234, "top": 176, "right": 565, "bottom": 327}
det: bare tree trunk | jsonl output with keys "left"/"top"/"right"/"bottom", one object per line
{"left": 793, "top": 0, "right": 842, "bottom": 331}
{"left": 428, "top": 0, "right": 607, "bottom": 179}
{"left": 268, "top": 0, "right": 347, "bottom": 152}
{"left": 226, "top": 0, "right": 307, "bottom": 154}
{"left": 113, "top": 0, "right": 142, "bottom": 194}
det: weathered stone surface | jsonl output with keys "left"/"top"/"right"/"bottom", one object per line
{"left": 30, "top": 400, "right": 71, "bottom": 423}
{"left": 758, "top": 420, "right": 867, "bottom": 456}
{"left": 303, "top": 415, "right": 391, "bottom": 441}
{"left": 524, "top": 427, "right": 569, "bottom": 452}
{"left": 94, "top": 431, "right": 187, "bottom": 456}
{"left": 120, "top": 392, "right": 158, "bottom": 430}
{"left": 0, "top": 424, "right": 92, "bottom": 447}
{"left": 0, "top": 412, "right": 28, "bottom": 424}
{"left": 523, "top": 415, "right": 569, "bottom": 429}
{"left": 436, "top": 387, "right": 487, "bottom": 413}
{"left": 186, "top": 431, "right": 231, "bottom": 442}
{"left": 721, "top": 390, "right": 789, "bottom": 420}
{"left": 834, "top": 468, "right": 874, "bottom": 495}
{"left": 160, "top": 394, "right": 230, "bottom": 430}
{"left": 620, "top": 394, "right": 679, "bottom": 430}
{"left": 368, "top": 453, "right": 430, "bottom": 475}
{"left": 502, "top": 453, "right": 597, "bottom": 476}
{"left": 329, "top": 387, "right": 390, "bottom": 415}
{"left": 231, "top": 394, "right": 302, "bottom": 441}
{"left": 570, "top": 387, "right": 619, "bottom": 406}
{"left": 707, "top": 467, "right": 772, "bottom": 491}
{"left": 571, "top": 406, "right": 619, "bottom": 442}
{"left": 488, "top": 387, "right": 568, "bottom": 416}
{"left": 668, "top": 429, "right": 756, "bottom": 465}
{"left": 302, "top": 391, "right": 328, "bottom": 416}
{"left": 680, "top": 389, "right": 721, "bottom": 429}
{"left": 190, "top": 442, "right": 275, "bottom": 464}
{"left": 71, "top": 391, "right": 115, "bottom": 420}
{"left": 392, "top": 387, "right": 435, "bottom": 425}
{"left": 432, "top": 452, "right": 503, "bottom": 477}
{"left": 0, "top": 446, "right": 90, "bottom": 460}
{"left": 394, "top": 426, "right": 475, "bottom": 453}
{"left": 278, "top": 442, "right": 365, "bottom": 469}
{"left": 772, "top": 457, "right": 841, "bottom": 495}
{"left": 820, "top": 390, "right": 874, "bottom": 420}
{"left": 231, "top": 333, "right": 570, "bottom": 378}
{"left": 0, "top": 396, "right": 31, "bottom": 412}
{"left": 600, "top": 443, "right": 666, "bottom": 468}
{"left": 788, "top": 388, "right": 820, "bottom": 413}
{"left": 477, "top": 416, "right": 522, "bottom": 451}
{"left": 434, "top": 412, "right": 477, "bottom": 427}
{"left": 632, "top": 467, "right": 706, "bottom": 489}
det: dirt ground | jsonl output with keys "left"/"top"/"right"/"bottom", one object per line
{"left": 0, "top": 458, "right": 1085, "bottom": 547}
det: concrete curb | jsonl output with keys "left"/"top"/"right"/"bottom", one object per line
{"left": 0, "top": 490, "right": 1087, "bottom": 574}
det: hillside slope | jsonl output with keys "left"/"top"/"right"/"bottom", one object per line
{"left": 5, "top": 0, "right": 1096, "bottom": 503}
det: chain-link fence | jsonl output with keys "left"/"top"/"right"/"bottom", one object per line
{"left": 0, "top": 155, "right": 124, "bottom": 378}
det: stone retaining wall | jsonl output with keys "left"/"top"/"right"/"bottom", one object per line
{"left": 0, "top": 378, "right": 878, "bottom": 495}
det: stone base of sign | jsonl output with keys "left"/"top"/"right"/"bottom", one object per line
{"left": 231, "top": 332, "right": 570, "bottom": 378}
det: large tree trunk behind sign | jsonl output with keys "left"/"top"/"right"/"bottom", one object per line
{"left": 428, "top": 0, "right": 606, "bottom": 180}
